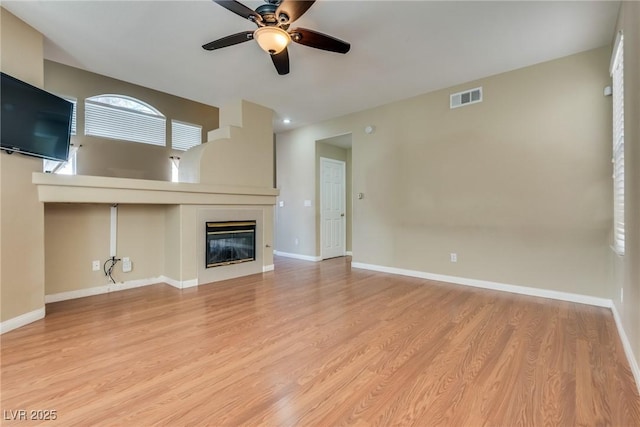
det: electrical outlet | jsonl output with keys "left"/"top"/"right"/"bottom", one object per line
{"left": 122, "top": 257, "right": 132, "bottom": 273}
{"left": 92, "top": 260, "right": 100, "bottom": 271}
{"left": 295, "top": 238, "right": 299, "bottom": 246}
{"left": 450, "top": 253, "right": 457, "bottom": 263}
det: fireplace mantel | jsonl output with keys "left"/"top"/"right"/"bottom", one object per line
{"left": 33, "top": 173, "right": 278, "bottom": 205}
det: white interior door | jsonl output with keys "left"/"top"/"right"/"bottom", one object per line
{"left": 320, "top": 157, "right": 346, "bottom": 259}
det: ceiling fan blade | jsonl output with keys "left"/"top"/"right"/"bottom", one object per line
{"left": 202, "top": 31, "right": 254, "bottom": 50}
{"left": 270, "top": 48, "right": 290, "bottom": 75}
{"left": 291, "top": 28, "right": 350, "bottom": 54}
{"left": 213, "top": 0, "right": 262, "bottom": 23}
{"left": 275, "top": 0, "right": 315, "bottom": 24}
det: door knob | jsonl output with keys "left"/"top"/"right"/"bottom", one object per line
{"left": 341, "top": 213, "right": 345, "bottom": 217}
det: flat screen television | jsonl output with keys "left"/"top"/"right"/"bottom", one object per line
{"left": 1, "top": 72, "right": 73, "bottom": 162}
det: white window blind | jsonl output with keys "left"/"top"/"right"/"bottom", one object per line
{"left": 172, "top": 120, "right": 202, "bottom": 151}
{"left": 85, "top": 95, "right": 166, "bottom": 146}
{"left": 611, "top": 32, "right": 624, "bottom": 255}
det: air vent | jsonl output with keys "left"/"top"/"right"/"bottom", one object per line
{"left": 450, "top": 87, "right": 482, "bottom": 109}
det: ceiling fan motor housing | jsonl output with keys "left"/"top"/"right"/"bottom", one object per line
{"left": 256, "top": 4, "right": 279, "bottom": 24}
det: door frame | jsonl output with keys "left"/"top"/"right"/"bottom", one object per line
{"left": 320, "top": 157, "right": 346, "bottom": 260}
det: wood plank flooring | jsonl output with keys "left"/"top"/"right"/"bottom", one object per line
{"left": 2, "top": 256, "right": 639, "bottom": 426}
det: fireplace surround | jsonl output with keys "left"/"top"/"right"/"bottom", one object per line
{"left": 206, "top": 220, "right": 256, "bottom": 268}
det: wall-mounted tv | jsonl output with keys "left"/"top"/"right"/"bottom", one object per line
{"left": 1, "top": 72, "right": 73, "bottom": 162}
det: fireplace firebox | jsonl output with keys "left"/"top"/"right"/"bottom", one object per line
{"left": 206, "top": 221, "right": 256, "bottom": 268}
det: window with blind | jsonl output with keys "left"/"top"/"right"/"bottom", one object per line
{"left": 172, "top": 120, "right": 202, "bottom": 151}
{"left": 170, "top": 156, "right": 180, "bottom": 183}
{"left": 43, "top": 145, "right": 78, "bottom": 175}
{"left": 611, "top": 32, "right": 624, "bottom": 255}
{"left": 85, "top": 95, "right": 166, "bottom": 146}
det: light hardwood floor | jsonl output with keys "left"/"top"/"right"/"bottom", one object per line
{"left": 2, "top": 256, "right": 639, "bottom": 426}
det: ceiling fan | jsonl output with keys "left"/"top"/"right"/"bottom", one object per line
{"left": 202, "top": 0, "right": 351, "bottom": 75}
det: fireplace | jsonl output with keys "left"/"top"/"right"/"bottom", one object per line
{"left": 206, "top": 221, "right": 256, "bottom": 268}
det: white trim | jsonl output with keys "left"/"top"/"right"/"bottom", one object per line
{"left": 611, "top": 303, "right": 640, "bottom": 394}
{"left": 263, "top": 264, "right": 275, "bottom": 272}
{"left": 0, "top": 307, "right": 45, "bottom": 334}
{"left": 161, "top": 276, "right": 198, "bottom": 289}
{"left": 351, "top": 262, "right": 612, "bottom": 308}
{"left": 274, "top": 250, "right": 321, "bottom": 262}
{"left": 610, "top": 30, "right": 624, "bottom": 74}
{"left": 45, "top": 276, "right": 167, "bottom": 303}
{"left": 346, "top": 251, "right": 353, "bottom": 256}
{"left": 110, "top": 205, "right": 118, "bottom": 258}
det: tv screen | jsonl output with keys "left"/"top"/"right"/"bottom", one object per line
{"left": 1, "top": 72, "right": 72, "bottom": 162}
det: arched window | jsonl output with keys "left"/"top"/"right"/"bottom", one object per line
{"left": 85, "top": 94, "right": 166, "bottom": 146}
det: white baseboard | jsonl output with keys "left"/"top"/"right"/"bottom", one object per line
{"left": 273, "top": 250, "right": 321, "bottom": 262}
{"left": 351, "top": 262, "right": 612, "bottom": 308}
{"left": 45, "top": 276, "right": 168, "bottom": 303}
{"left": 160, "top": 276, "right": 198, "bottom": 289}
{"left": 0, "top": 307, "right": 45, "bottom": 335}
{"left": 611, "top": 303, "right": 640, "bottom": 394}
{"left": 263, "top": 264, "right": 275, "bottom": 272}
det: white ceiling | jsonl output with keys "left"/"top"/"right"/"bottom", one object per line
{"left": 2, "top": 1, "right": 619, "bottom": 133}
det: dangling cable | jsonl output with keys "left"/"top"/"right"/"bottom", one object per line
{"left": 103, "top": 256, "right": 120, "bottom": 284}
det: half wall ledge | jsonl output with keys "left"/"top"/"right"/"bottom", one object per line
{"left": 33, "top": 172, "right": 278, "bottom": 290}
{"left": 32, "top": 173, "right": 278, "bottom": 205}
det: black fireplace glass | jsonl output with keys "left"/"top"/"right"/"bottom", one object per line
{"left": 206, "top": 221, "right": 256, "bottom": 268}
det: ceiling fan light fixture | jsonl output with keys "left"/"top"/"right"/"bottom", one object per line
{"left": 254, "top": 26, "right": 291, "bottom": 55}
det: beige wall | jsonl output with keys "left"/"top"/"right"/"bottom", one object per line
{"left": 44, "top": 61, "right": 219, "bottom": 181}
{"left": 315, "top": 141, "right": 352, "bottom": 254}
{"left": 276, "top": 129, "right": 317, "bottom": 254}
{"left": 44, "top": 204, "right": 108, "bottom": 294}
{"left": 612, "top": 1, "right": 640, "bottom": 376}
{"left": 180, "top": 100, "right": 274, "bottom": 188}
{"left": 44, "top": 204, "right": 166, "bottom": 295}
{"left": 164, "top": 205, "right": 183, "bottom": 282}
{"left": 276, "top": 46, "right": 613, "bottom": 298}
{"left": 0, "top": 8, "right": 46, "bottom": 322}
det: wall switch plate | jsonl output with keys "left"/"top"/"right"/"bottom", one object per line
{"left": 295, "top": 238, "right": 299, "bottom": 246}
{"left": 92, "top": 260, "right": 100, "bottom": 271}
{"left": 122, "top": 257, "right": 132, "bottom": 273}
{"left": 279, "top": 201, "right": 285, "bottom": 207}
{"left": 304, "top": 200, "right": 312, "bottom": 207}
{"left": 450, "top": 253, "right": 457, "bottom": 263}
